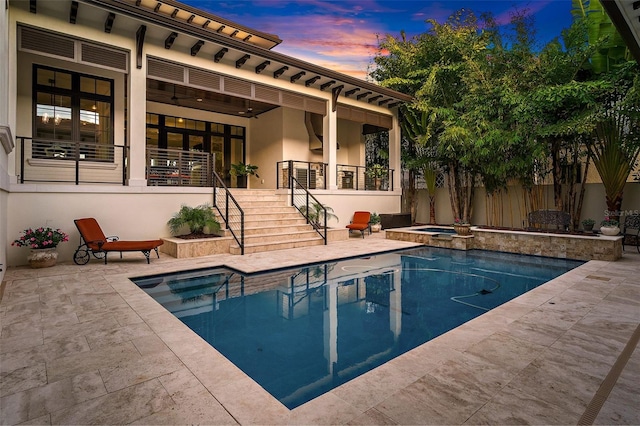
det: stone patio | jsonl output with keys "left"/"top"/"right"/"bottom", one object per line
{"left": 1, "top": 232, "right": 638, "bottom": 425}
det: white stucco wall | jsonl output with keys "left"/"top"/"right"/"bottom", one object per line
{"left": 6, "top": 187, "right": 214, "bottom": 266}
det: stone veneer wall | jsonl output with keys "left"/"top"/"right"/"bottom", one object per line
{"left": 385, "top": 227, "right": 623, "bottom": 261}
{"left": 472, "top": 229, "right": 622, "bottom": 261}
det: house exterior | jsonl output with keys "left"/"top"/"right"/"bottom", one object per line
{"left": 0, "top": 0, "right": 412, "bottom": 268}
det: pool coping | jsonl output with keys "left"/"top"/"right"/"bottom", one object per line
{"left": 1, "top": 234, "right": 638, "bottom": 424}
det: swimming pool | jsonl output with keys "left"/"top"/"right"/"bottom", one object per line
{"left": 133, "top": 247, "right": 583, "bottom": 409}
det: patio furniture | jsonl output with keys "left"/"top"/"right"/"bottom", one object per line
{"left": 346, "top": 211, "right": 371, "bottom": 238}
{"left": 622, "top": 214, "right": 640, "bottom": 253}
{"left": 73, "top": 218, "right": 163, "bottom": 264}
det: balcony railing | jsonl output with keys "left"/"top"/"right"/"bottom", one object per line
{"left": 18, "top": 137, "right": 127, "bottom": 185}
{"left": 146, "top": 147, "right": 214, "bottom": 187}
{"left": 277, "top": 160, "right": 327, "bottom": 189}
{"left": 277, "top": 160, "right": 394, "bottom": 191}
{"left": 337, "top": 164, "right": 394, "bottom": 191}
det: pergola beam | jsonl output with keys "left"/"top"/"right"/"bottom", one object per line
{"left": 104, "top": 12, "right": 115, "bottom": 33}
{"left": 255, "top": 60, "right": 270, "bottom": 74}
{"left": 164, "top": 32, "right": 178, "bottom": 49}
{"left": 305, "top": 76, "right": 321, "bottom": 87}
{"left": 69, "top": 1, "right": 79, "bottom": 24}
{"left": 135, "top": 25, "right": 146, "bottom": 69}
{"left": 236, "top": 54, "right": 250, "bottom": 68}
{"left": 190, "top": 40, "right": 204, "bottom": 56}
{"left": 213, "top": 48, "right": 228, "bottom": 62}
{"left": 274, "top": 66, "right": 288, "bottom": 79}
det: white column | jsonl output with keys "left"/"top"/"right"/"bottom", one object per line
{"left": 388, "top": 111, "right": 402, "bottom": 192}
{"left": 323, "top": 106, "right": 338, "bottom": 190}
{"left": 127, "top": 56, "right": 147, "bottom": 186}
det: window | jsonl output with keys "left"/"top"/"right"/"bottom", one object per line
{"left": 33, "top": 65, "right": 114, "bottom": 161}
{"left": 145, "top": 113, "right": 246, "bottom": 177}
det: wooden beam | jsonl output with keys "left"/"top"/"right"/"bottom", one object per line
{"left": 387, "top": 102, "right": 399, "bottom": 108}
{"left": 213, "top": 48, "right": 228, "bottom": 62}
{"left": 170, "top": 8, "right": 178, "bottom": 18}
{"left": 305, "top": 76, "right": 321, "bottom": 87}
{"left": 345, "top": 88, "right": 360, "bottom": 97}
{"left": 235, "top": 54, "right": 250, "bottom": 68}
{"left": 164, "top": 32, "right": 178, "bottom": 49}
{"left": 368, "top": 95, "right": 383, "bottom": 103}
{"left": 230, "top": 29, "right": 239, "bottom": 37}
{"left": 290, "top": 71, "right": 306, "bottom": 83}
{"left": 104, "top": 12, "right": 115, "bottom": 33}
{"left": 273, "top": 66, "right": 288, "bottom": 79}
{"left": 357, "top": 91, "right": 372, "bottom": 100}
{"left": 135, "top": 25, "right": 146, "bottom": 69}
{"left": 216, "top": 25, "right": 226, "bottom": 33}
{"left": 202, "top": 20, "right": 210, "bottom": 28}
{"left": 187, "top": 14, "right": 195, "bottom": 23}
{"left": 332, "top": 85, "right": 344, "bottom": 112}
{"left": 135, "top": 0, "right": 141, "bottom": 6}
{"left": 69, "top": 1, "right": 78, "bottom": 24}
{"left": 153, "top": 2, "right": 161, "bottom": 12}
{"left": 29, "top": 0, "right": 36, "bottom": 13}
{"left": 320, "top": 80, "right": 335, "bottom": 91}
{"left": 190, "top": 40, "right": 204, "bottom": 56}
{"left": 255, "top": 60, "right": 270, "bottom": 74}
{"left": 378, "top": 99, "right": 390, "bottom": 106}
{"left": 243, "top": 35, "right": 252, "bottom": 42}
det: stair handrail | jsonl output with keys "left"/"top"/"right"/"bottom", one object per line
{"left": 290, "top": 175, "right": 327, "bottom": 245}
{"left": 212, "top": 171, "right": 245, "bottom": 255}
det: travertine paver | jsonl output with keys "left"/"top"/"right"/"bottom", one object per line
{"left": 1, "top": 232, "right": 638, "bottom": 425}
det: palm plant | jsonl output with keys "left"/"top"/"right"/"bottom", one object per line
{"left": 588, "top": 90, "right": 640, "bottom": 221}
{"left": 167, "top": 203, "right": 221, "bottom": 235}
{"left": 299, "top": 202, "right": 338, "bottom": 229}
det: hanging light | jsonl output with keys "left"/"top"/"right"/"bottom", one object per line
{"left": 54, "top": 114, "right": 62, "bottom": 126}
{"left": 41, "top": 113, "right": 50, "bottom": 124}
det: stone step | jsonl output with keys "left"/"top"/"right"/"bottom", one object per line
{"left": 244, "top": 217, "right": 309, "bottom": 227}
{"left": 230, "top": 236, "right": 325, "bottom": 255}
{"left": 242, "top": 230, "right": 320, "bottom": 245}
{"left": 244, "top": 224, "right": 315, "bottom": 235}
{"left": 243, "top": 212, "right": 304, "bottom": 221}
{"left": 242, "top": 206, "right": 298, "bottom": 214}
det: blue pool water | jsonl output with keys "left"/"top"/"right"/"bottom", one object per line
{"left": 133, "top": 247, "right": 583, "bottom": 409}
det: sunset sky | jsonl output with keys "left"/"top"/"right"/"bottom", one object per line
{"left": 183, "top": 1, "right": 575, "bottom": 80}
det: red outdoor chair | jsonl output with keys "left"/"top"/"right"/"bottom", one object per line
{"left": 346, "top": 211, "right": 371, "bottom": 238}
{"left": 73, "top": 218, "right": 163, "bottom": 264}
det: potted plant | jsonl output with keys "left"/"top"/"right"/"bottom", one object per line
{"left": 299, "top": 202, "right": 338, "bottom": 229}
{"left": 365, "top": 164, "right": 388, "bottom": 190}
{"left": 582, "top": 218, "right": 595, "bottom": 232}
{"left": 168, "top": 203, "right": 221, "bottom": 238}
{"left": 599, "top": 217, "right": 620, "bottom": 236}
{"left": 12, "top": 226, "right": 69, "bottom": 268}
{"left": 230, "top": 162, "right": 259, "bottom": 188}
{"left": 370, "top": 212, "right": 382, "bottom": 232}
{"left": 453, "top": 218, "right": 471, "bottom": 236}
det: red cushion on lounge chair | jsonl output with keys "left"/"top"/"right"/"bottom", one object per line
{"left": 346, "top": 211, "right": 371, "bottom": 231}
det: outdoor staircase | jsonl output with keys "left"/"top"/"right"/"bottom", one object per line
{"left": 223, "top": 189, "right": 325, "bottom": 255}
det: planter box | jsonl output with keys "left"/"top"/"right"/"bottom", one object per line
{"left": 160, "top": 236, "right": 232, "bottom": 258}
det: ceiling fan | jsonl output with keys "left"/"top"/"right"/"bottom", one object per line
{"left": 169, "top": 84, "right": 192, "bottom": 106}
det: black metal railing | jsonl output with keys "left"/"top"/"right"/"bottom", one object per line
{"left": 290, "top": 175, "right": 327, "bottom": 245}
{"left": 277, "top": 160, "right": 327, "bottom": 189}
{"left": 336, "top": 164, "right": 394, "bottom": 191}
{"left": 146, "top": 147, "right": 214, "bottom": 187}
{"left": 213, "top": 171, "right": 245, "bottom": 255}
{"left": 18, "top": 137, "right": 127, "bottom": 185}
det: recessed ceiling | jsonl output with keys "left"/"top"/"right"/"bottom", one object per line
{"left": 146, "top": 79, "right": 278, "bottom": 118}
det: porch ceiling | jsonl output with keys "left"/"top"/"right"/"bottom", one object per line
{"left": 147, "top": 79, "right": 279, "bottom": 118}
{"left": 22, "top": 0, "right": 412, "bottom": 112}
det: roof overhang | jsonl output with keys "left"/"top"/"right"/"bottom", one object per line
{"left": 75, "top": 0, "right": 413, "bottom": 106}
{"left": 601, "top": 0, "right": 640, "bottom": 65}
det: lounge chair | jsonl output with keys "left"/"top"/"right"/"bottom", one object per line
{"left": 73, "top": 218, "right": 163, "bottom": 264}
{"left": 346, "top": 211, "right": 371, "bottom": 238}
